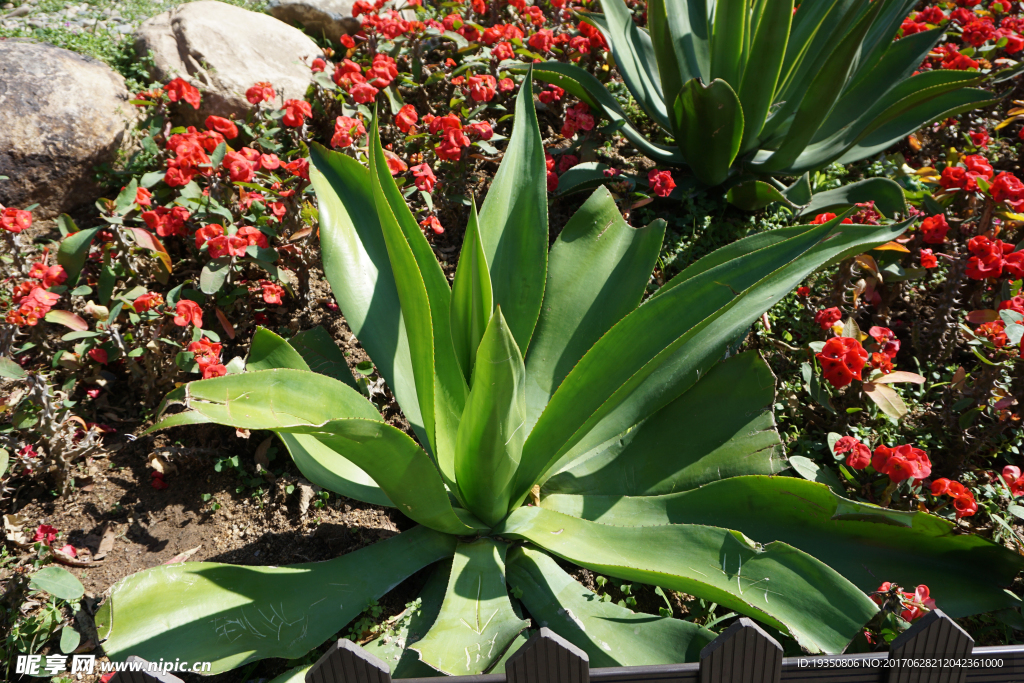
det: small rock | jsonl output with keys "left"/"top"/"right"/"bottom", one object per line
{"left": 7, "top": 5, "right": 30, "bottom": 17}
{"left": 267, "top": 0, "right": 361, "bottom": 42}
{"left": 2, "top": 4, "right": 14, "bottom": 9}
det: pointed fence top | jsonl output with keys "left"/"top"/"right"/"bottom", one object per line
{"left": 699, "top": 617, "right": 782, "bottom": 683}
{"left": 887, "top": 609, "right": 974, "bottom": 683}
{"left": 506, "top": 627, "right": 589, "bottom": 683}
{"left": 306, "top": 638, "right": 392, "bottom": 683}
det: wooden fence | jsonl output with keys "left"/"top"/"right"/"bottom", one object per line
{"left": 110, "top": 610, "right": 1024, "bottom": 683}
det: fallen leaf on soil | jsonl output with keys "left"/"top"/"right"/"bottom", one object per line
{"left": 254, "top": 437, "right": 273, "bottom": 471}
{"left": 298, "top": 481, "right": 315, "bottom": 515}
{"left": 148, "top": 453, "right": 176, "bottom": 475}
{"left": 236, "top": 428, "right": 251, "bottom": 439}
{"left": 93, "top": 524, "right": 116, "bottom": 560}
{"left": 52, "top": 547, "right": 99, "bottom": 567}
{"left": 3, "top": 513, "right": 29, "bottom": 546}
{"left": 163, "top": 545, "right": 202, "bottom": 565}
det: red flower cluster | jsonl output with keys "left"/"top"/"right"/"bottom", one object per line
{"left": 164, "top": 78, "right": 201, "bottom": 109}
{"left": 814, "top": 306, "right": 843, "bottom": 331}
{"left": 282, "top": 99, "right": 313, "bottom": 127}
{"left": 834, "top": 435, "right": 871, "bottom": 469}
{"left": 965, "top": 235, "right": 1024, "bottom": 280}
{"left": 173, "top": 300, "right": 203, "bottom": 328}
{"left": 931, "top": 478, "right": 977, "bottom": 517}
{"left": 396, "top": 104, "right": 418, "bottom": 133}
{"left": 816, "top": 336, "right": 868, "bottom": 388}
{"left": 920, "top": 214, "right": 949, "bottom": 244}
{"left": 647, "top": 169, "right": 675, "bottom": 197}
{"left": 143, "top": 205, "right": 191, "bottom": 238}
{"left": 411, "top": 163, "right": 437, "bottom": 192}
{"left": 246, "top": 81, "right": 276, "bottom": 104}
{"left": 939, "top": 154, "right": 992, "bottom": 192}
{"left": 425, "top": 114, "right": 472, "bottom": 162}
{"left": 27, "top": 261, "right": 67, "bottom": 288}
{"left": 467, "top": 74, "right": 497, "bottom": 102}
{"left": 1, "top": 205, "right": 32, "bottom": 233}
{"left": 331, "top": 115, "right": 367, "bottom": 148}
{"left": 1001, "top": 466, "right": 1024, "bottom": 496}
{"left": 989, "top": 171, "right": 1024, "bottom": 208}
{"left": 561, "top": 102, "right": 595, "bottom": 139}
{"left": 873, "top": 443, "right": 932, "bottom": 483}
{"left": 6, "top": 285, "right": 60, "bottom": 326}
{"left": 872, "top": 583, "right": 936, "bottom": 622}
{"left": 188, "top": 336, "right": 226, "bottom": 379}
{"left": 920, "top": 248, "right": 938, "bottom": 268}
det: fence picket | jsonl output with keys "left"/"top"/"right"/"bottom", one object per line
{"left": 886, "top": 609, "right": 973, "bottom": 683}
{"left": 306, "top": 638, "right": 392, "bottom": 683}
{"left": 699, "top": 617, "right": 782, "bottom": 683}
{"left": 505, "top": 627, "right": 589, "bottom": 683}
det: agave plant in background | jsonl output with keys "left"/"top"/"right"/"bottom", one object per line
{"left": 95, "top": 81, "right": 1021, "bottom": 677}
{"left": 528, "top": 0, "right": 994, "bottom": 194}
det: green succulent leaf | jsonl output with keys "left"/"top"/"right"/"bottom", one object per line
{"left": 506, "top": 546, "right": 715, "bottom": 665}
{"left": 309, "top": 144, "right": 427, "bottom": 446}
{"left": 411, "top": 539, "right": 530, "bottom": 675}
{"left": 97, "top": 526, "right": 457, "bottom": 674}
{"left": 30, "top": 566, "right": 84, "bottom": 601}
{"left": 456, "top": 308, "right": 528, "bottom": 527}
{"left": 542, "top": 351, "right": 784, "bottom": 496}
{"left": 525, "top": 187, "right": 665, "bottom": 433}
{"left": 477, "top": 73, "right": 548, "bottom": 354}
{"left": 287, "top": 326, "right": 359, "bottom": 389}
{"left": 797, "top": 178, "right": 907, "bottom": 219}
{"left": 450, "top": 198, "right": 493, "bottom": 382}
{"left": 277, "top": 433, "right": 393, "bottom": 508}
{"left": 246, "top": 327, "right": 311, "bottom": 374}
{"left": 736, "top": 0, "right": 793, "bottom": 150}
{"left": 541, "top": 476, "right": 1024, "bottom": 618}
{"left": 281, "top": 419, "right": 485, "bottom": 535}
{"left": 709, "top": 0, "right": 746, "bottom": 86}
{"left": 672, "top": 78, "right": 743, "bottom": 186}
{"left": 725, "top": 180, "right": 794, "bottom": 211}
{"left": 57, "top": 226, "right": 101, "bottom": 286}
{"left": 495, "top": 506, "right": 878, "bottom": 654}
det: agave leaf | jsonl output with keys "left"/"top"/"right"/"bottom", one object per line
{"left": 837, "top": 88, "right": 996, "bottom": 165}
{"left": 244, "top": 329, "right": 390, "bottom": 506}
{"left": 277, "top": 433, "right": 393, "bottom": 508}
{"left": 309, "top": 144, "right": 427, "bottom": 447}
{"left": 506, "top": 546, "right": 715, "bottom": 665}
{"left": 495, "top": 506, "right": 878, "bottom": 654}
{"left": 450, "top": 198, "right": 493, "bottom": 382}
{"left": 521, "top": 62, "right": 686, "bottom": 165}
{"left": 647, "top": 0, "right": 684, "bottom": 130}
{"left": 709, "top": 0, "right": 746, "bottom": 86}
{"left": 281, "top": 419, "right": 485, "bottom": 535}
{"left": 725, "top": 180, "right": 794, "bottom": 211}
{"left": 411, "top": 539, "right": 529, "bottom": 675}
{"left": 582, "top": 3, "right": 670, "bottom": 131}
{"left": 755, "top": 0, "right": 884, "bottom": 173}
{"left": 540, "top": 476, "right": 1024, "bottom": 618}
{"left": 736, "top": 0, "right": 793, "bottom": 150}
{"left": 96, "top": 526, "right": 457, "bottom": 674}
{"left": 149, "top": 369, "right": 380, "bottom": 433}
{"left": 542, "top": 351, "right": 783, "bottom": 496}
{"left": 846, "top": 0, "right": 921, "bottom": 84}
{"left": 455, "top": 308, "right": 528, "bottom": 526}
{"left": 672, "top": 78, "right": 744, "bottom": 186}
{"left": 287, "top": 326, "right": 358, "bottom": 389}
{"left": 363, "top": 560, "right": 451, "bottom": 677}
{"left": 477, "top": 74, "right": 548, "bottom": 354}
{"left": 516, "top": 219, "right": 905, "bottom": 507}
{"left": 525, "top": 187, "right": 665, "bottom": 433}
{"left": 662, "top": 0, "right": 711, "bottom": 84}
{"left": 797, "top": 178, "right": 907, "bottom": 219}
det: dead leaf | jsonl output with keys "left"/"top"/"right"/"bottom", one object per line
{"left": 236, "top": 428, "right": 251, "bottom": 439}
{"left": 873, "top": 241, "right": 911, "bottom": 253}
{"left": 855, "top": 254, "right": 881, "bottom": 280}
{"left": 966, "top": 309, "right": 999, "bottom": 324}
{"left": 863, "top": 382, "right": 908, "bottom": 420}
{"left": 873, "top": 371, "right": 926, "bottom": 384}
{"left": 298, "top": 481, "right": 315, "bottom": 515}
{"left": 951, "top": 367, "right": 967, "bottom": 391}
{"left": 163, "top": 545, "right": 202, "bottom": 565}
{"left": 52, "top": 548, "right": 98, "bottom": 567}
{"left": 148, "top": 453, "right": 177, "bottom": 475}
{"left": 93, "top": 524, "right": 116, "bottom": 560}
{"left": 215, "top": 307, "right": 236, "bottom": 340}
{"left": 254, "top": 437, "right": 273, "bottom": 471}
{"left": 288, "top": 227, "right": 312, "bottom": 242}
{"left": 3, "top": 513, "right": 29, "bottom": 546}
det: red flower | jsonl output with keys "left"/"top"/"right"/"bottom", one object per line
{"left": 816, "top": 336, "right": 867, "bottom": 388}
{"left": 173, "top": 300, "right": 203, "bottom": 327}
{"left": 420, "top": 215, "right": 444, "bottom": 234}
{"left": 384, "top": 150, "right": 408, "bottom": 176}
{"left": 969, "top": 129, "right": 990, "bottom": 148}
{"left": 34, "top": 524, "right": 58, "bottom": 544}
{"left": 205, "top": 115, "right": 238, "bottom": 139}
{"left": 262, "top": 281, "right": 286, "bottom": 305}
{"left": 42, "top": 265, "right": 67, "bottom": 288}
{"left": 202, "top": 363, "right": 228, "bottom": 379}
{"left": 195, "top": 223, "right": 224, "bottom": 250}
{"left": 1, "top": 207, "right": 32, "bottom": 233}
{"left": 558, "top": 154, "right": 580, "bottom": 174}
{"left": 990, "top": 171, "right": 1024, "bottom": 205}
{"left": 468, "top": 74, "right": 497, "bottom": 102}
{"left": 88, "top": 348, "right": 109, "bottom": 364}
{"left": 965, "top": 235, "right": 1010, "bottom": 279}
{"left": 648, "top": 169, "right": 676, "bottom": 197}
{"left": 976, "top": 320, "right": 1008, "bottom": 347}
{"left": 246, "top": 81, "right": 276, "bottom": 104}
{"left": 962, "top": 18, "right": 996, "bottom": 46}
{"left": 868, "top": 326, "right": 900, "bottom": 359}
{"left": 207, "top": 235, "right": 248, "bottom": 259}
{"left": 134, "top": 292, "right": 164, "bottom": 313}
{"left": 151, "top": 471, "right": 169, "bottom": 489}
{"left": 164, "top": 77, "right": 201, "bottom": 109}
{"left": 395, "top": 105, "right": 418, "bottom": 133}
{"left": 920, "top": 248, "right": 938, "bottom": 269}
{"left": 1001, "top": 466, "right": 1024, "bottom": 496}
{"left": 223, "top": 151, "right": 257, "bottom": 183}
{"left": 237, "top": 225, "right": 269, "bottom": 249}
{"left": 493, "top": 41, "right": 516, "bottom": 62}
{"left": 931, "top": 478, "right": 952, "bottom": 496}
{"left": 813, "top": 307, "right": 843, "bottom": 331}
{"left": 901, "top": 585, "right": 937, "bottom": 621}
{"left": 435, "top": 127, "right": 471, "bottom": 161}
{"left": 547, "top": 171, "right": 559, "bottom": 192}
{"left": 411, "top": 163, "right": 436, "bottom": 192}
{"left": 999, "top": 296, "right": 1024, "bottom": 315}
{"left": 796, "top": 286, "right": 810, "bottom": 297}
{"left": 135, "top": 187, "right": 152, "bottom": 207}
{"left": 498, "top": 77, "right": 515, "bottom": 92}
{"left": 311, "top": 57, "right": 327, "bottom": 73}
{"left": 350, "top": 82, "right": 379, "bottom": 104}
{"left": 466, "top": 121, "right": 493, "bottom": 140}
{"left": 869, "top": 352, "right": 894, "bottom": 374}
{"left": 187, "top": 336, "right": 223, "bottom": 368}
{"left": 561, "top": 102, "right": 595, "bottom": 138}
{"left": 920, "top": 214, "right": 949, "bottom": 244}
{"left": 285, "top": 158, "right": 310, "bottom": 180}
{"left": 872, "top": 444, "right": 932, "bottom": 482}
{"left": 529, "top": 29, "right": 554, "bottom": 52}
{"left": 281, "top": 99, "right": 313, "bottom": 127}
{"left": 260, "top": 154, "right": 281, "bottom": 170}
{"left": 834, "top": 436, "right": 871, "bottom": 469}
{"left": 538, "top": 84, "right": 565, "bottom": 104}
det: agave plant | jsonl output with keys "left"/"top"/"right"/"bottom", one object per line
{"left": 527, "top": 0, "right": 994, "bottom": 187}
{"left": 95, "top": 81, "right": 1021, "bottom": 677}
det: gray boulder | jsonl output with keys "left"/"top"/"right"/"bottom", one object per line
{"left": 134, "top": 1, "right": 321, "bottom": 122}
{"left": 267, "top": 0, "right": 361, "bottom": 42}
{"left": 0, "top": 39, "right": 137, "bottom": 221}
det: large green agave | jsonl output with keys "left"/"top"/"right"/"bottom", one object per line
{"left": 95, "top": 80, "right": 1021, "bottom": 677}
{"left": 527, "top": 0, "right": 994, "bottom": 187}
